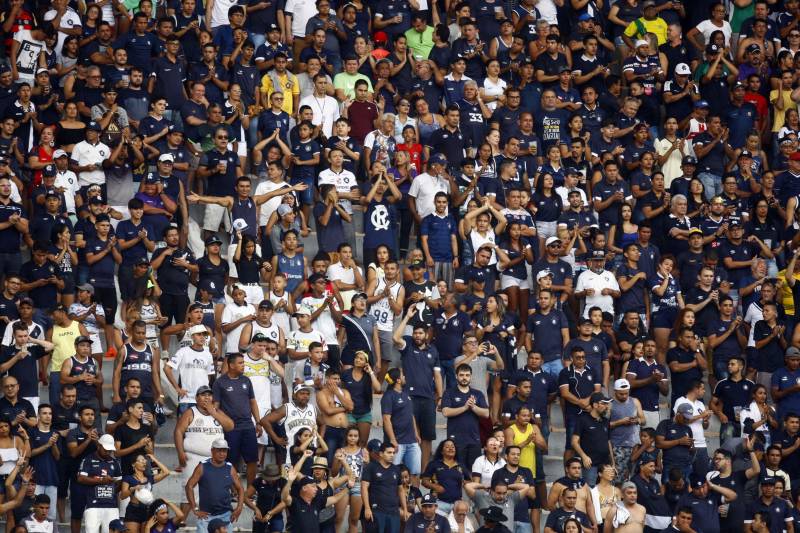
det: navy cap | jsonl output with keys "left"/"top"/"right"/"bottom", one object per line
{"left": 705, "top": 44, "right": 720, "bottom": 54}
{"left": 308, "top": 272, "right": 327, "bottom": 283}
{"left": 682, "top": 155, "right": 698, "bottom": 165}
{"left": 689, "top": 473, "right": 706, "bottom": 488}
{"left": 760, "top": 476, "right": 777, "bottom": 485}
{"left": 421, "top": 494, "right": 438, "bottom": 505}
{"left": 429, "top": 153, "right": 447, "bottom": 166}
{"left": 469, "top": 269, "right": 487, "bottom": 282}
{"left": 296, "top": 476, "right": 317, "bottom": 488}
{"left": 44, "top": 189, "right": 59, "bottom": 199}
{"left": 75, "top": 336, "right": 92, "bottom": 345}
{"left": 0, "top": 65, "right": 10, "bottom": 75}
{"left": 694, "top": 100, "right": 710, "bottom": 108}
{"left": 109, "top": 519, "right": 128, "bottom": 532}
{"left": 746, "top": 43, "right": 761, "bottom": 54}
{"left": 87, "top": 121, "right": 102, "bottom": 131}
{"left": 267, "top": 23, "right": 280, "bottom": 32}
{"left": 409, "top": 260, "right": 426, "bottom": 270}
{"left": 565, "top": 167, "right": 580, "bottom": 175}
{"left": 205, "top": 235, "right": 222, "bottom": 246}
{"left": 367, "top": 439, "right": 383, "bottom": 452}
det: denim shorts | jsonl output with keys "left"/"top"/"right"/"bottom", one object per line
{"left": 393, "top": 442, "right": 421, "bottom": 475}
{"left": 347, "top": 412, "right": 372, "bottom": 424}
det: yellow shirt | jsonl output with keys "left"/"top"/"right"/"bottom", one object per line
{"left": 770, "top": 89, "right": 797, "bottom": 132}
{"left": 623, "top": 17, "right": 669, "bottom": 45}
{"left": 260, "top": 71, "right": 301, "bottom": 115}
{"left": 779, "top": 269, "right": 798, "bottom": 315}
{"left": 50, "top": 320, "right": 82, "bottom": 373}
{"left": 510, "top": 423, "right": 537, "bottom": 474}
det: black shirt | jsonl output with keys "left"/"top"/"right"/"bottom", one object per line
{"left": 362, "top": 461, "right": 401, "bottom": 514}
{"left": 572, "top": 411, "right": 610, "bottom": 465}
{"left": 655, "top": 419, "right": 694, "bottom": 467}
{"left": 287, "top": 488, "right": 326, "bottom": 533}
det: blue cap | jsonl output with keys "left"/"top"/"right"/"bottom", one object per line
{"left": 578, "top": 12, "right": 593, "bottom": 20}
{"left": 87, "top": 121, "right": 102, "bottom": 131}
{"left": 469, "top": 269, "right": 487, "bottom": 282}
{"left": 109, "top": 519, "right": 128, "bottom": 532}
{"left": 694, "top": 100, "right": 710, "bottom": 108}
{"left": 421, "top": 493, "right": 438, "bottom": 505}
{"left": 429, "top": 153, "right": 447, "bottom": 166}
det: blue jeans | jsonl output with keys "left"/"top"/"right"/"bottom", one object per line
{"left": 582, "top": 466, "right": 598, "bottom": 487}
{"left": 250, "top": 32, "right": 266, "bottom": 50}
{"left": 541, "top": 359, "right": 563, "bottom": 380}
{"left": 373, "top": 511, "right": 400, "bottom": 533}
{"left": 514, "top": 522, "right": 533, "bottom": 533}
{"left": 196, "top": 510, "right": 231, "bottom": 533}
{"left": 393, "top": 442, "right": 421, "bottom": 475}
{"left": 177, "top": 403, "right": 196, "bottom": 416}
{"left": 698, "top": 172, "right": 723, "bottom": 200}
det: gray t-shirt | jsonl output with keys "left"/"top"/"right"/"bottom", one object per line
{"left": 212, "top": 373, "right": 256, "bottom": 430}
{"left": 473, "top": 490, "right": 522, "bottom": 531}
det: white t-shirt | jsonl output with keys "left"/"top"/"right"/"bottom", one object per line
{"left": 471, "top": 455, "right": 506, "bottom": 486}
{"left": 317, "top": 168, "right": 357, "bottom": 214}
{"left": 221, "top": 302, "right": 256, "bottom": 354}
{"left": 673, "top": 396, "right": 708, "bottom": 448}
{"left": 208, "top": 0, "right": 237, "bottom": 28}
{"left": 284, "top": 0, "right": 318, "bottom": 37}
{"left": 654, "top": 137, "right": 684, "bottom": 187}
{"left": 70, "top": 140, "right": 110, "bottom": 187}
{"left": 43, "top": 8, "right": 82, "bottom": 56}
{"left": 482, "top": 77, "right": 507, "bottom": 111}
{"left": 326, "top": 262, "right": 362, "bottom": 286}
{"left": 299, "top": 94, "right": 340, "bottom": 138}
{"left": 744, "top": 302, "right": 763, "bottom": 347}
{"left": 696, "top": 20, "right": 732, "bottom": 48}
{"left": 254, "top": 179, "right": 292, "bottom": 227}
{"left": 408, "top": 172, "right": 450, "bottom": 219}
{"left": 300, "top": 295, "right": 339, "bottom": 345}
{"left": 556, "top": 186, "right": 588, "bottom": 208}
{"left": 54, "top": 169, "right": 79, "bottom": 214}
{"left": 12, "top": 30, "right": 44, "bottom": 84}
{"left": 166, "top": 345, "right": 215, "bottom": 403}
{"left": 576, "top": 269, "right": 620, "bottom": 317}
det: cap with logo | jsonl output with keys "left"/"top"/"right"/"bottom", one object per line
{"left": 545, "top": 236, "right": 562, "bottom": 247}
{"left": 421, "top": 493, "right": 438, "bottom": 505}
{"left": 676, "top": 402, "right": 694, "bottom": 417}
{"left": 293, "top": 383, "right": 313, "bottom": 394}
{"left": 158, "top": 153, "right": 175, "bottom": 163}
{"left": 87, "top": 121, "right": 102, "bottom": 131}
{"left": 429, "top": 153, "right": 447, "bottom": 166}
{"left": 613, "top": 378, "right": 630, "bottom": 390}
{"left": 536, "top": 269, "right": 554, "bottom": 281}
{"left": 188, "top": 324, "right": 209, "bottom": 336}
{"left": 590, "top": 392, "right": 611, "bottom": 404}
{"left": 211, "top": 438, "right": 229, "bottom": 449}
{"left": 675, "top": 63, "right": 691, "bottom": 75}
{"left": 682, "top": 155, "right": 698, "bottom": 165}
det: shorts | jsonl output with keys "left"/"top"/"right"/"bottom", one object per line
{"left": 124, "top": 502, "right": 149, "bottom": 523}
{"left": 651, "top": 308, "right": 678, "bottom": 329}
{"left": 89, "top": 333, "right": 103, "bottom": 355}
{"left": 182, "top": 452, "right": 207, "bottom": 503}
{"left": 235, "top": 140, "right": 248, "bottom": 157}
{"left": 500, "top": 274, "right": 530, "bottom": 290}
{"left": 535, "top": 220, "right": 557, "bottom": 240}
{"left": 203, "top": 203, "right": 232, "bottom": 233}
{"left": 70, "top": 483, "right": 88, "bottom": 520}
{"left": 61, "top": 274, "right": 76, "bottom": 295}
{"left": 347, "top": 412, "right": 372, "bottom": 424}
{"left": 84, "top": 507, "right": 119, "bottom": 533}
{"left": 378, "top": 329, "right": 399, "bottom": 368}
{"left": 225, "top": 426, "right": 259, "bottom": 464}
{"left": 290, "top": 176, "right": 314, "bottom": 205}
{"left": 411, "top": 396, "right": 437, "bottom": 441}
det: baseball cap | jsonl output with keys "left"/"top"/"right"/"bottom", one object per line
{"left": 351, "top": 292, "right": 368, "bottom": 303}
{"left": 429, "top": 153, "right": 447, "bottom": 166}
{"left": 277, "top": 204, "right": 293, "bottom": 217}
{"left": 613, "top": 378, "right": 630, "bottom": 390}
{"left": 18, "top": 297, "right": 33, "bottom": 307}
{"left": 196, "top": 385, "right": 213, "bottom": 396}
{"left": 590, "top": 392, "right": 611, "bottom": 404}
{"left": 158, "top": 153, "right": 175, "bottom": 163}
{"left": 676, "top": 403, "right": 694, "bottom": 416}
{"left": 746, "top": 43, "right": 761, "bottom": 54}
{"left": 373, "top": 30, "right": 388, "bottom": 43}
{"left": 689, "top": 473, "right": 706, "bottom": 488}
{"left": 293, "top": 383, "right": 313, "bottom": 394}
{"left": 211, "top": 438, "right": 229, "bottom": 449}
{"left": 367, "top": 439, "right": 383, "bottom": 452}
{"left": 536, "top": 269, "right": 553, "bottom": 281}
{"left": 188, "top": 324, "right": 209, "bottom": 336}
{"left": 739, "top": 150, "right": 753, "bottom": 158}
{"left": 77, "top": 283, "right": 94, "bottom": 294}
{"left": 89, "top": 196, "right": 105, "bottom": 205}
{"left": 558, "top": 65, "right": 571, "bottom": 73}
{"left": 634, "top": 39, "right": 649, "bottom": 48}
{"left": 87, "top": 121, "right": 102, "bottom": 131}
{"left": 705, "top": 44, "right": 720, "bottom": 54}
{"left": 694, "top": 100, "right": 710, "bottom": 108}
{"left": 204, "top": 235, "right": 223, "bottom": 246}
{"left": 728, "top": 216, "right": 743, "bottom": 227}
{"left": 421, "top": 494, "right": 438, "bottom": 505}
{"left": 109, "top": 519, "right": 128, "bottom": 532}
{"left": 642, "top": 0, "right": 656, "bottom": 6}
{"left": 545, "top": 236, "right": 562, "bottom": 247}
{"left": 590, "top": 250, "right": 606, "bottom": 260}
{"left": 293, "top": 304, "right": 312, "bottom": 317}
{"left": 258, "top": 299, "right": 274, "bottom": 310}
{"left": 75, "top": 335, "right": 92, "bottom": 346}
{"left": 675, "top": 63, "right": 691, "bottom": 75}
{"left": 43, "top": 165, "right": 56, "bottom": 177}
{"left": 267, "top": 23, "right": 280, "bottom": 32}
{"left": 53, "top": 149, "right": 68, "bottom": 159}
{"left": 44, "top": 189, "right": 59, "bottom": 199}
{"left": 565, "top": 167, "right": 580, "bottom": 176}
{"left": 578, "top": 12, "right": 593, "bottom": 21}
{"left": 760, "top": 476, "right": 777, "bottom": 485}
{"left": 786, "top": 347, "right": 800, "bottom": 358}
{"left": 232, "top": 218, "right": 249, "bottom": 232}
{"left": 251, "top": 332, "right": 269, "bottom": 343}
{"left": 682, "top": 155, "right": 698, "bottom": 165}
{"left": 409, "top": 260, "right": 425, "bottom": 270}
{"left": 688, "top": 227, "right": 704, "bottom": 237}
{"left": 98, "top": 434, "right": 116, "bottom": 451}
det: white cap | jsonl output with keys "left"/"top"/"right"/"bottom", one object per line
{"left": 211, "top": 438, "right": 229, "bottom": 449}
{"left": 545, "top": 236, "right": 562, "bottom": 247}
{"left": 635, "top": 39, "right": 649, "bottom": 48}
{"left": 98, "top": 434, "right": 116, "bottom": 451}
{"left": 158, "top": 153, "right": 174, "bottom": 163}
{"left": 232, "top": 218, "right": 248, "bottom": 231}
{"left": 188, "top": 324, "right": 208, "bottom": 335}
{"left": 536, "top": 269, "right": 553, "bottom": 281}
{"left": 675, "top": 63, "right": 691, "bottom": 75}
{"left": 614, "top": 378, "right": 631, "bottom": 390}
{"left": 53, "top": 149, "right": 68, "bottom": 158}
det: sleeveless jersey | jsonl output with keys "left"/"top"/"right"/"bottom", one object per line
{"left": 120, "top": 342, "right": 154, "bottom": 399}
{"left": 230, "top": 197, "right": 258, "bottom": 243}
{"left": 183, "top": 406, "right": 225, "bottom": 456}
{"left": 251, "top": 320, "right": 282, "bottom": 345}
{"left": 268, "top": 290, "right": 291, "bottom": 334}
{"left": 69, "top": 355, "right": 98, "bottom": 402}
{"left": 244, "top": 354, "right": 282, "bottom": 411}
{"left": 281, "top": 401, "right": 317, "bottom": 463}
{"left": 276, "top": 253, "right": 304, "bottom": 293}
{"left": 198, "top": 459, "right": 234, "bottom": 515}
{"left": 370, "top": 278, "right": 401, "bottom": 332}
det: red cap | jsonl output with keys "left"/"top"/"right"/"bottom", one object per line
{"left": 373, "top": 30, "right": 388, "bottom": 43}
{"left": 790, "top": 151, "right": 800, "bottom": 161}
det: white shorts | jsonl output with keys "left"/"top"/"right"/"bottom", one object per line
{"left": 89, "top": 333, "right": 103, "bottom": 355}
{"left": 235, "top": 141, "right": 248, "bottom": 157}
{"left": 181, "top": 452, "right": 208, "bottom": 503}
{"left": 535, "top": 220, "right": 557, "bottom": 240}
{"left": 239, "top": 283, "right": 265, "bottom": 306}
{"left": 203, "top": 204, "right": 232, "bottom": 233}
{"left": 84, "top": 507, "right": 119, "bottom": 533}
{"left": 500, "top": 274, "right": 530, "bottom": 290}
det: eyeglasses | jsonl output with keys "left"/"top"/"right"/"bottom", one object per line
{"left": 791, "top": 33, "right": 800, "bottom": 37}
{"left": 217, "top": 136, "right": 229, "bottom": 140}
{"left": 273, "top": 95, "right": 284, "bottom": 100}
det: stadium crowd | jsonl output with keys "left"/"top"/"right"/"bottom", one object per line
{"left": 4, "top": 0, "right": 800, "bottom": 531}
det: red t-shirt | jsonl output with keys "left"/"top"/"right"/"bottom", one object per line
{"left": 397, "top": 142, "right": 423, "bottom": 173}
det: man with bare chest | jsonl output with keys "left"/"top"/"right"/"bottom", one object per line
{"left": 317, "top": 368, "right": 353, "bottom": 462}
{"left": 603, "top": 482, "right": 646, "bottom": 533}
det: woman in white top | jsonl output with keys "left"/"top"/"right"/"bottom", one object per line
{"left": 221, "top": 286, "right": 257, "bottom": 355}
{"left": 0, "top": 417, "right": 26, "bottom": 479}
{"left": 463, "top": 199, "right": 508, "bottom": 266}
{"left": 326, "top": 244, "right": 365, "bottom": 312}
{"left": 739, "top": 383, "right": 779, "bottom": 447}
{"left": 470, "top": 437, "right": 506, "bottom": 486}
{"left": 481, "top": 60, "right": 508, "bottom": 112}
{"left": 655, "top": 117, "right": 687, "bottom": 187}
{"left": 687, "top": 3, "right": 732, "bottom": 51}
{"left": 393, "top": 99, "right": 418, "bottom": 143}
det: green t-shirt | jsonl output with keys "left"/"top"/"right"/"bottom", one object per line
{"left": 405, "top": 26, "right": 435, "bottom": 60}
{"left": 333, "top": 72, "right": 374, "bottom": 99}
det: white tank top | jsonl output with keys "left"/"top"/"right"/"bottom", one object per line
{"left": 244, "top": 353, "right": 282, "bottom": 410}
{"left": 268, "top": 291, "right": 291, "bottom": 335}
{"left": 370, "top": 278, "right": 401, "bottom": 332}
{"left": 252, "top": 320, "right": 283, "bottom": 345}
{"left": 281, "top": 401, "right": 317, "bottom": 462}
{"left": 183, "top": 407, "right": 225, "bottom": 457}
{"left": 470, "top": 228, "right": 497, "bottom": 264}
